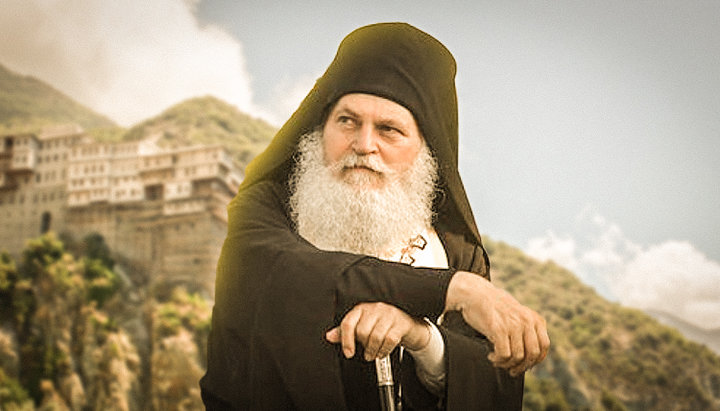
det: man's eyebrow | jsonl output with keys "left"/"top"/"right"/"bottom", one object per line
{"left": 334, "top": 106, "right": 359, "bottom": 118}
{"left": 376, "top": 117, "right": 411, "bottom": 133}
{"left": 333, "top": 105, "right": 410, "bottom": 131}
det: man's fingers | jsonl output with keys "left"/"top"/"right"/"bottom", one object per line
{"left": 487, "top": 332, "right": 511, "bottom": 365}
{"left": 537, "top": 321, "right": 551, "bottom": 363}
{"left": 375, "top": 329, "right": 402, "bottom": 360}
{"left": 331, "top": 302, "right": 424, "bottom": 361}
{"left": 325, "top": 327, "right": 341, "bottom": 344}
{"left": 339, "top": 307, "right": 363, "bottom": 358}
{"left": 509, "top": 328, "right": 525, "bottom": 366}
{"left": 362, "top": 317, "right": 391, "bottom": 361}
{"left": 491, "top": 328, "right": 524, "bottom": 369}
{"left": 513, "top": 324, "right": 541, "bottom": 375}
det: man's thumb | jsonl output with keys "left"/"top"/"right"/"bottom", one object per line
{"left": 325, "top": 327, "right": 341, "bottom": 343}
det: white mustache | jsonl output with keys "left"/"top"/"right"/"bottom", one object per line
{"left": 332, "top": 153, "right": 393, "bottom": 175}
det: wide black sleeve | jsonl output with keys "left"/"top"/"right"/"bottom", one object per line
{"left": 200, "top": 181, "right": 454, "bottom": 409}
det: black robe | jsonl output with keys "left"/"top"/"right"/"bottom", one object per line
{"left": 199, "top": 180, "right": 523, "bottom": 410}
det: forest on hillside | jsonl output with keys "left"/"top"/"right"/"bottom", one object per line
{"left": 0, "top": 233, "right": 210, "bottom": 410}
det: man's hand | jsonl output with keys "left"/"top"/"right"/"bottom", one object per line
{"left": 325, "top": 302, "right": 430, "bottom": 361}
{"left": 446, "top": 271, "right": 550, "bottom": 376}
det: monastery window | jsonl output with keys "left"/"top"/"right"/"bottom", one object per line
{"left": 36, "top": 174, "right": 41, "bottom": 183}
{"left": 54, "top": 155, "right": 58, "bottom": 161}
{"left": 41, "top": 212, "right": 51, "bottom": 234}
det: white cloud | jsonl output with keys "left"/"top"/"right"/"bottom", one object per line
{"left": 526, "top": 231, "right": 578, "bottom": 272}
{"left": 271, "top": 75, "right": 317, "bottom": 125}
{"left": 526, "top": 209, "right": 720, "bottom": 329}
{"left": 617, "top": 241, "right": 720, "bottom": 329}
{"left": 0, "top": 0, "right": 262, "bottom": 126}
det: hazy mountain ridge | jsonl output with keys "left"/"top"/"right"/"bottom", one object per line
{"left": 121, "top": 95, "right": 276, "bottom": 166}
{"left": 645, "top": 309, "right": 720, "bottom": 355}
{"left": 1, "top": 64, "right": 276, "bottom": 168}
{"left": 0, "top": 64, "right": 116, "bottom": 134}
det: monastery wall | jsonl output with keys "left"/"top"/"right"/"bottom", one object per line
{"left": 0, "top": 126, "right": 241, "bottom": 298}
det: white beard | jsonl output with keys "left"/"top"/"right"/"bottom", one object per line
{"left": 288, "top": 130, "right": 438, "bottom": 259}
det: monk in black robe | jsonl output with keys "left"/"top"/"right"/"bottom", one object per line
{"left": 200, "top": 23, "right": 549, "bottom": 410}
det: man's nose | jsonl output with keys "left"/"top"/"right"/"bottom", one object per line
{"left": 352, "top": 125, "right": 378, "bottom": 155}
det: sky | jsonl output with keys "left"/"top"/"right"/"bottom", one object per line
{"left": 1, "top": 0, "right": 718, "bottom": 329}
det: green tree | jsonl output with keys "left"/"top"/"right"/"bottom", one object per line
{"left": 83, "top": 257, "right": 121, "bottom": 308}
{"left": 0, "top": 251, "right": 18, "bottom": 320}
{"left": 81, "top": 232, "right": 115, "bottom": 268}
{"left": 0, "top": 368, "right": 32, "bottom": 411}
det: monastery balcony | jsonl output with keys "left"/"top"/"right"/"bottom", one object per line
{"left": 8, "top": 158, "right": 36, "bottom": 173}
{"left": 67, "top": 193, "right": 90, "bottom": 207}
{"left": 163, "top": 198, "right": 207, "bottom": 216}
{"left": 88, "top": 190, "right": 110, "bottom": 204}
{"left": 138, "top": 155, "right": 175, "bottom": 173}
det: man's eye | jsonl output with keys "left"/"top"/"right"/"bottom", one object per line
{"left": 338, "top": 116, "right": 355, "bottom": 125}
{"left": 378, "top": 125, "right": 403, "bottom": 136}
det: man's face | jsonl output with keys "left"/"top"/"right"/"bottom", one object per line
{"left": 322, "top": 93, "right": 424, "bottom": 188}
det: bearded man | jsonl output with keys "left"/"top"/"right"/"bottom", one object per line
{"left": 200, "top": 23, "right": 549, "bottom": 410}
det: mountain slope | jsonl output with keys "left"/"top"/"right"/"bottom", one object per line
{"left": 486, "top": 238, "right": 720, "bottom": 410}
{"left": 0, "top": 64, "right": 116, "bottom": 134}
{"left": 646, "top": 309, "right": 720, "bottom": 355}
{"left": 122, "top": 96, "right": 276, "bottom": 165}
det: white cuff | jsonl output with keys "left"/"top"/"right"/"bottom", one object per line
{"left": 406, "top": 318, "right": 446, "bottom": 393}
